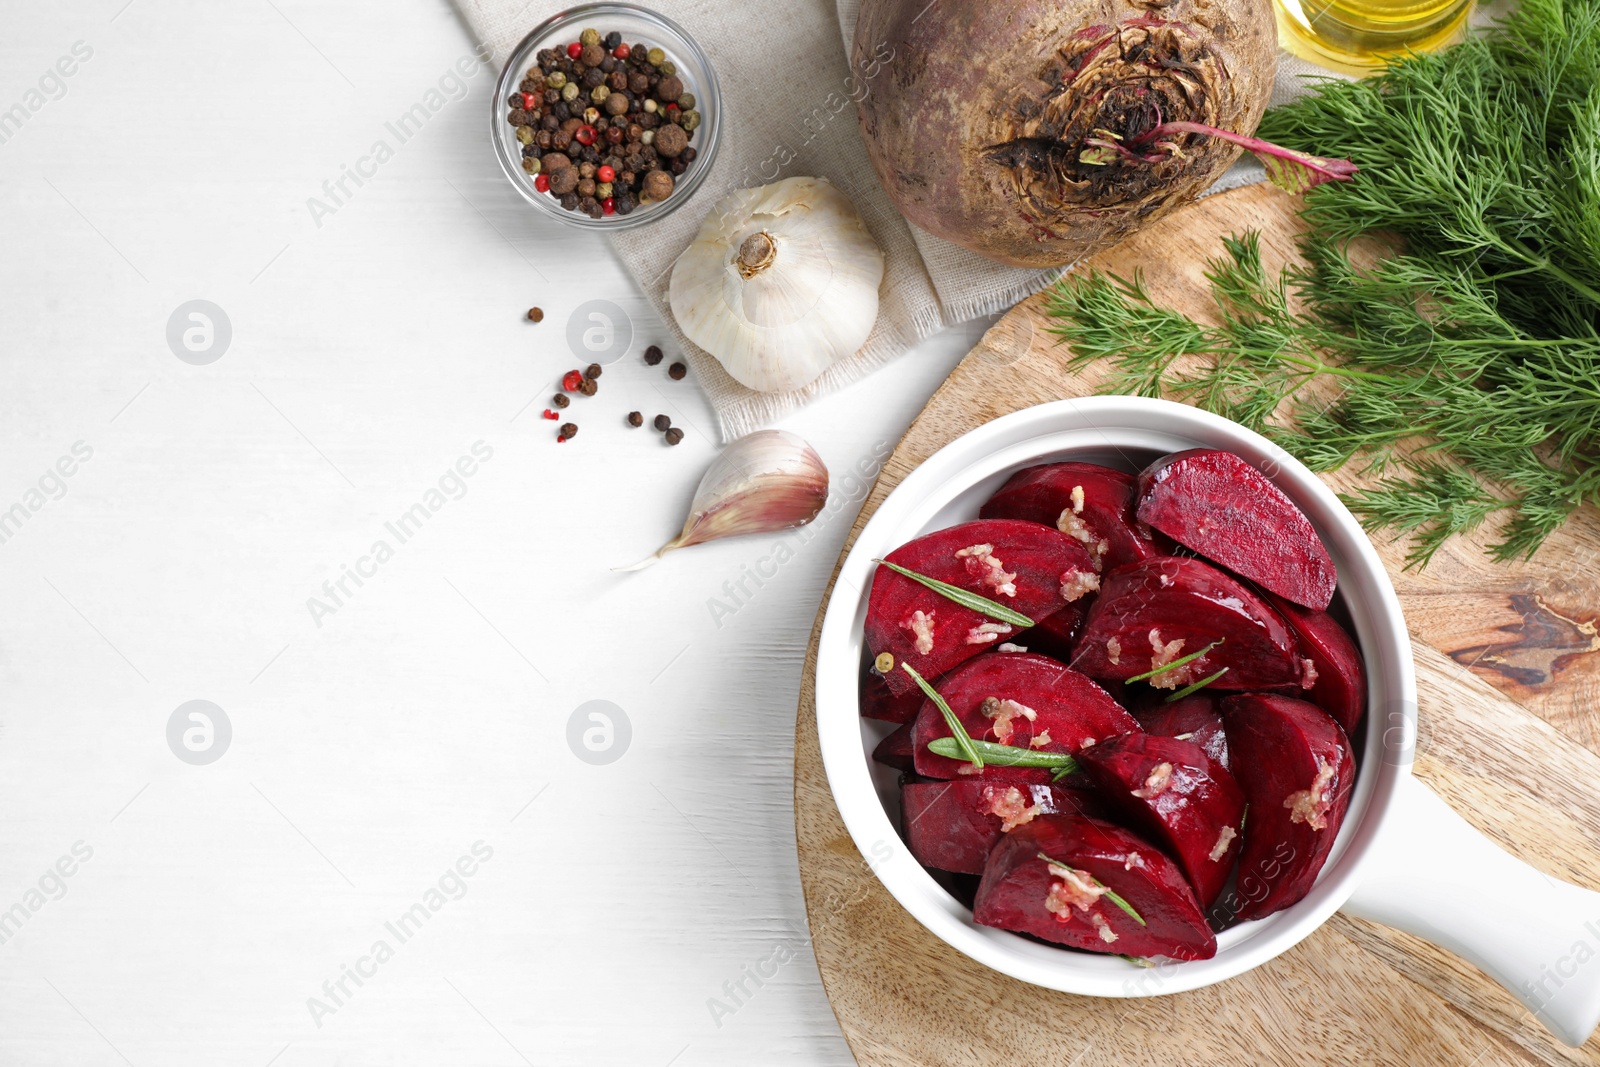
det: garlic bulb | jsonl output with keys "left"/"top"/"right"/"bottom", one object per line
{"left": 669, "top": 177, "right": 885, "bottom": 393}
{"left": 617, "top": 429, "right": 829, "bottom": 570}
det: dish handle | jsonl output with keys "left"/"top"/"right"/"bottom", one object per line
{"left": 1341, "top": 774, "right": 1600, "bottom": 1047}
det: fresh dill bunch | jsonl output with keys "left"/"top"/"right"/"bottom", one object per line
{"left": 1045, "top": 0, "right": 1600, "bottom": 567}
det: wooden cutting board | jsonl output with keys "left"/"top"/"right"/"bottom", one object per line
{"left": 793, "top": 183, "right": 1600, "bottom": 1067}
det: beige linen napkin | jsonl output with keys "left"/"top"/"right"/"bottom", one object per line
{"left": 455, "top": 0, "right": 1492, "bottom": 440}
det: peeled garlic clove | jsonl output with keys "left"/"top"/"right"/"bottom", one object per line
{"left": 616, "top": 429, "right": 829, "bottom": 570}
{"left": 669, "top": 176, "right": 885, "bottom": 394}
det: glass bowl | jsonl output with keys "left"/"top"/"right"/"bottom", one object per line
{"left": 490, "top": 2, "right": 722, "bottom": 231}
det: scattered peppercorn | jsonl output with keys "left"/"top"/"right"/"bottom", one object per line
{"left": 668, "top": 361, "right": 687, "bottom": 380}
{"left": 643, "top": 344, "right": 663, "bottom": 365}
{"left": 562, "top": 369, "right": 584, "bottom": 391}
{"left": 527, "top": 307, "right": 544, "bottom": 322}
{"left": 627, "top": 410, "right": 644, "bottom": 427}
{"left": 578, "top": 377, "right": 598, "bottom": 396}
{"left": 507, "top": 31, "right": 702, "bottom": 218}
{"left": 552, "top": 393, "right": 570, "bottom": 408}
{"left": 653, "top": 414, "right": 671, "bottom": 431}
{"left": 664, "top": 427, "right": 684, "bottom": 445}
{"left": 542, "top": 409, "right": 559, "bottom": 420}
{"left": 584, "top": 362, "right": 602, "bottom": 379}
{"left": 559, "top": 422, "right": 578, "bottom": 441}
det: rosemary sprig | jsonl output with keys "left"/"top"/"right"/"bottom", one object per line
{"left": 1044, "top": 0, "right": 1600, "bottom": 566}
{"left": 874, "top": 559, "right": 1035, "bottom": 628}
{"left": 1164, "top": 667, "right": 1230, "bottom": 702}
{"left": 1125, "top": 639, "right": 1222, "bottom": 683}
{"left": 1038, "top": 852, "right": 1146, "bottom": 926}
{"left": 926, "top": 737, "right": 1081, "bottom": 779}
{"left": 901, "top": 663, "right": 983, "bottom": 769}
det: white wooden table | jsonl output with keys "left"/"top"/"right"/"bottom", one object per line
{"left": 0, "top": 2, "right": 992, "bottom": 1063}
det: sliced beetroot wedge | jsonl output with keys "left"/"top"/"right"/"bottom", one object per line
{"left": 872, "top": 722, "right": 916, "bottom": 772}
{"left": 1267, "top": 595, "right": 1367, "bottom": 736}
{"left": 860, "top": 671, "right": 925, "bottom": 723}
{"left": 910, "top": 651, "right": 1140, "bottom": 783}
{"left": 902, "top": 780, "right": 1102, "bottom": 874}
{"left": 1076, "top": 733, "right": 1245, "bottom": 909}
{"left": 1015, "top": 602, "right": 1085, "bottom": 661}
{"left": 974, "top": 815, "right": 1217, "bottom": 960}
{"left": 1222, "top": 694, "right": 1355, "bottom": 922}
{"left": 980, "top": 462, "right": 1165, "bottom": 571}
{"left": 1136, "top": 449, "right": 1337, "bottom": 611}
{"left": 866, "top": 519, "right": 1101, "bottom": 696}
{"left": 1074, "top": 556, "right": 1304, "bottom": 691}
{"left": 1135, "top": 694, "right": 1229, "bottom": 769}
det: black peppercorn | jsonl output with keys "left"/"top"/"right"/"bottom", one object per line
{"left": 664, "top": 427, "right": 684, "bottom": 446}
{"left": 643, "top": 344, "right": 663, "bottom": 365}
{"left": 627, "top": 411, "right": 643, "bottom": 427}
{"left": 559, "top": 422, "right": 578, "bottom": 440}
{"left": 578, "top": 376, "right": 598, "bottom": 395}
{"left": 668, "top": 361, "right": 687, "bottom": 380}
{"left": 552, "top": 393, "right": 570, "bottom": 408}
{"left": 653, "top": 414, "right": 671, "bottom": 431}
{"left": 527, "top": 307, "right": 544, "bottom": 322}
{"left": 584, "top": 362, "right": 602, "bottom": 379}
{"left": 604, "top": 30, "right": 622, "bottom": 49}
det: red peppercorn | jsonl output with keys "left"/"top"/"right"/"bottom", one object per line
{"left": 667, "top": 102, "right": 680, "bottom": 113}
{"left": 602, "top": 197, "right": 615, "bottom": 215}
{"left": 567, "top": 42, "right": 583, "bottom": 58}
{"left": 522, "top": 92, "right": 538, "bottom": 109}
{"left": 534, "top": 173, "right": 550, "bottom": 193}
{"left": 597, "top": 165, "right": 615, "bottom": 183}
{"left": 613, "top": 43, "right": 630, "bottom": 59}
{"left": 574, "top": 124, "right": 597, "bottom": 146}
{"left": 562, "top": 369, "right": 584, "bottom": 391}
{"left": 542, "top": 409, "right": 559, "bottom": 420}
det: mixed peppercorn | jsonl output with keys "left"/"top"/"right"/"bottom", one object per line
{"left": 507, "top": 27, "right": 703, "bottom": 219}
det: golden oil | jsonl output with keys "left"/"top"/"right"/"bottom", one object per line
{"left": 1274, "top": 0, "right": 1474, "bottom": 74}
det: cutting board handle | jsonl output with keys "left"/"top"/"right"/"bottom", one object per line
{"left": 1342, "top": 774, "right": 1600, "bottom": 1046}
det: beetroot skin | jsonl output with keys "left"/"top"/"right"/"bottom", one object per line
{"left": 872, "top": 722, "right": 917, "bottom": 772}
{"left": 850, "top": 0, "right": 1276, "bottom": 267}
{"left": 980, "top": 462, "right": 1165, "bottom": 571}
{"left": 1136, "top": 449, "right": 1337, "bottom": 611}
{"left": 866, "top": 519, "right": 1100, "bottom": 696}
{"left": 974, "top": 815, "right": 1217, "bottom": 959}
{"left": 1074, "top": 556, "right": 1305, "bottom": 690}
{"left": 902, "top": 780, "right": 1102, "bottom": 874}
{"left": 1222, "top": 694, "right": 1355, "bottom": 922}
{"left": 1135, "top": 694, "right": 1230, "bottom": 769}
{"left": 1268, "top": 595, "right": 1367, "bottom": 736}
{"left": 911, "top": 651, "right": 1140, "bottom": 782}
{"left": 1076, "top": 733, "right": 1245, "bottom": 909}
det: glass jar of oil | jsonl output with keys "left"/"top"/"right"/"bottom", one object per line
{"left": 1274, "top": 0, "right": 1473, "bottom": 74}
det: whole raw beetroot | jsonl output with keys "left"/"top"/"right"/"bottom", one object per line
{"left": 851, "top": 0, "right": 1277, "bottom": 266}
